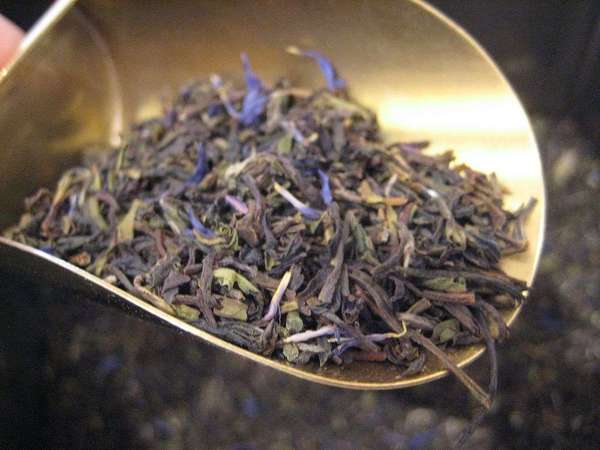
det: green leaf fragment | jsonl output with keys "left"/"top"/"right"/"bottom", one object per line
{"left": 115, "top": 144, "right": 128, "bottom": 171}
{"left": 159, "top": 197, "right": 187, "bottom": 235}
{"left": 85, "top": 197, "right": 108, "bottom": 230}
{"left": 283, "top": 342, "right": 300, "bottom": 363}
{"left": 358, "top": 180, "right": 384, "bottom": 204}
{"left": 264, "top": 252, "right": 277, "bottom": 271}
{"left": 214, "top": 297, "right": 248, "bottom": 321}
{"left": 433, "top": 319, "right": 460, "bottom": 343}
{"left": 116, "top": 199, "right": 142, "bottom": 243}
{"left": 216, "top": 224, "right": 239, "bottom": 250}
{"left": 446, "top": 221, "right": 467, "bottom": 246}
{"left": 316, "top": 93, "right": 372, "bottom": 120}
{"left": 285, "top": 311, "right": 304, "bottom": 333}
{"left": 422, "top": 277, "right": 467, "bottom": 293}
{"left": 213, "top": 268, "right": 260, "bottom": 294}
{"left": 173, "top": 304, "right": 200, "bottom": 322}
{"left": 277, "top": 133, "right": 293, "bottom": 154}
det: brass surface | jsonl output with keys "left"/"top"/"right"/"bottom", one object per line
{"left": 0, "top": 0, "right": 545, "bottom": 389}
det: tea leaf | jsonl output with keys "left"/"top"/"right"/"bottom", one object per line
{"left": 7, "top": 45, "right": 535, "bottom": 417}
{"left": 116, "top": 200, "right": 142, "bottom": 243}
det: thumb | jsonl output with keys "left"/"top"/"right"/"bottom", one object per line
{"left": 0, "top": 14, "right": 24, "bottom": 69}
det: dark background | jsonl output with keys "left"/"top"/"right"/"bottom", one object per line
{"left": 1, "top": 1, "right": 599, "bottom": 449}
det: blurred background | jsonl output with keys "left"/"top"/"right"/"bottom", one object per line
{"left": 1, "top": 1, "right": 599, "bottom": 449}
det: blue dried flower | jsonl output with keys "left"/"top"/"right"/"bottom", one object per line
{"left": 188, "top": 143, "right": 207, "bottom": 184}
{"left": 213, "top": 54, "right": 268, "bottom": 125}
{"left": 317, "top": 169, "right": 333, "bottom": 205}
{"left": 287, "top": 46, "right": 346, "bottom": 91}
{"left": 188, "top": 208, "right": 215, "bottom": 237}
{"left": 239, "top": 53, "right": 268, "bottom": 125}
{"left": 39, "top": 245, "right": 54, "bottom": 255}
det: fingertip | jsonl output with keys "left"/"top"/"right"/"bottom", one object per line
{"left": 0, "top": 14, "right": 24, "bottom": 68}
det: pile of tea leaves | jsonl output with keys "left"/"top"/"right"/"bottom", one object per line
{"left": 5, "top": 48, "right": 534, "bottom": 411}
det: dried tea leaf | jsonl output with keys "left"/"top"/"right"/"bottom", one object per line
{"left": 5, "top": 47, "right": 536, "bottom": 424}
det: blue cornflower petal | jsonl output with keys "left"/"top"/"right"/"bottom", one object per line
{"left": 40, "top": 245, "right": 54, "bottom": 255}
{"left": 317, "top": 169, "right": 333, "bottom": 205}
{"left": 239, "top": 53, "right": 268, "bottom": 125}
{"left": 287, "top": 47, "right": 346, "bottom": 91}
{"left": 188, "top": 208, "right": 216, "bottom": 238}
{"left": 188, "top": 143, "right": 207, "bottom": 184}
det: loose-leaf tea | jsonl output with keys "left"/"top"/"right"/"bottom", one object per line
{"left": 5, "top": 48, "right": 535, "bottom": 429}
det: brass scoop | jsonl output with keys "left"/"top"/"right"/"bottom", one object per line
{"left": 0, "top": 0, "right": 545, "bottom": 389}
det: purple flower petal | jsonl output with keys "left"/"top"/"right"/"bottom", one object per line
{"left": 287, "top": 46, "right": 346, "bottom": 91}
{"left": 188, "top": 143, "right": 208, "bottom": 184}
{"left": 188, "top": 208, "right": 215, "bottom": 237}
{"left": 317, "top": 169, "right": 333, "bottom": 205}
{"left": 260, "top": 270, "right": 292, "bottom": 323}
{"left": 224, "top": 195, "right": 249, "bottom": 214}
{"left": 273, "top": 182, "right": 322, "bottom": 220}
{"left": 40, "top": 245, "right": 54, "bottom": 255}
{"left": 284, "top": 325, "right": 338, "bottom": 343}
{"left": 239, "top": 53, "right": 268, "bottom": 125}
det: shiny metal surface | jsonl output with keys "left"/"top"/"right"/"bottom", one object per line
{"left": 0, "top": 0, "right": 545, "bottom": 389}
